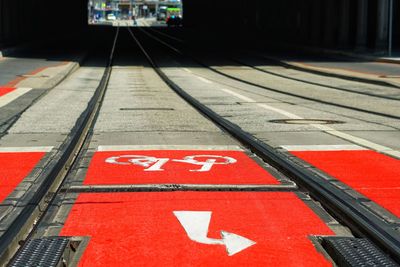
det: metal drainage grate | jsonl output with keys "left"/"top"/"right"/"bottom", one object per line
{"left": 10, "top": 237, "right": 69, "bottom": 267}
{"left": 321, "top": 237, "right": 398, "bottom": 267}
{"left": 269, "top": 119, "right": 344, "bottom": 125}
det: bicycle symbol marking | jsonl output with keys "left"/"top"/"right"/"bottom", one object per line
{"left": 105, "top": 155, "right": 237, "bottom": 172}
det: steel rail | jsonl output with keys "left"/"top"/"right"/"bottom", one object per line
{"left": 157, "top": 26, "right": 398, "bottom": 89}
{"left": 142, "top": 28, "right": 400, "bottom": 120}
{"left": 251, "top": 53, "right": 400, "bottom": 90}
{"left": 149, "top": 28, "right": 400, "bottom": 96}
{"left": 127, "top": 27, "right": 400, "bottom": 263}
{"left": 0, "top": 28, "right": 120, "bottom": 264}
{"left": 231, "top": 57, "right": 400, "bottom": 101}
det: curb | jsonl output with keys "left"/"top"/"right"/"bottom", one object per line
{"left": 273, "top": 42, "right": 400, "bottom": 65}
{"left": 261, "top": 56, "right": 400, "bottom": 89}
{"left": 310, "top": 47, "right": 400, "bottom": 65}
{"left": 37, "top": 53, "right": 88, "bottom": 90}
{"left": 257, "top": 42, "right": 400, "bottom": 88}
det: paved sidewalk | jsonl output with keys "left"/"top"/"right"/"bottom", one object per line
{"left": 0, "top": 52, "right": 86, "bottom": 90}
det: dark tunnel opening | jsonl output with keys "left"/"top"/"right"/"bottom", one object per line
{"left": 0, "top": 1, "right": 400, "bottom": 265}
{"left": 0, "top": 0, "right": 399, "bottom": 53}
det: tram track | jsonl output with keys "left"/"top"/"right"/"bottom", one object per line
{"left": 139, "top": 31, "right": 400, "bottom": 164}
{"left": 0, "top": 28, "right": 120, "bottom": 264}
{"left": 149, "top": 27, "right": 400, "bottom": 94}
{"left": 0, "top": 27, "right": 398, "bottom": 265}
{"left": 143, "top": 28, "right": 400, "bottom": 120}
{"left": 127, "top": 27, "right": 400, "bottom": 263}
{"left": 256, "top": 53, "right": 400, "bottom": 89}
{"left": 230, "top": 57, "right": 400, "bottom": 101}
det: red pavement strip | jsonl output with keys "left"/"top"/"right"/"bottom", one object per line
{"left": 0, "top": 87, "right": 16, "bottom": 97}
{"left": 0, "top": 152, "right": 45, "bottom": 203}
{"left": 84, "top": 150, "right": 281, "bottom": 185}
{"left": 290, "top": 150, "right": 400, "bottom": 217}
{"left": 60, "top": 192, "right": 334, "bottom": 266}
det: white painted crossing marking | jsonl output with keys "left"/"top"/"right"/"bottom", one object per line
{"left": 97, "top": 145, "right": 243, "bottom": 152}
{"left": 0, "top": 146, "right": 53, "bottom": 153}
{"left": 281, "top": 145, "right": 366, "bottom": 151}
{"left": 218, "top": 88, "right": 400, "bottom": 159}
{"left": 173, "top": 211, "right": 256, "bottom": 256}
{"left": 0, "top": 88, "right": 33, "bottom": 108}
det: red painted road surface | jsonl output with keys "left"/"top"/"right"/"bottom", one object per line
{"left": 0, "top": 87, "right": 15, "bottom": 97}
{"left": 60, "top": 192, "right": 334, "bottom": 266}
{"left": 84, "top": 150, "right": 280, "bottom": 185}
{"left": 0, "top": 152, "right": 45, "bottom": 202}
{"left": 291, "top": 150, "right": 400, "bottom": 217}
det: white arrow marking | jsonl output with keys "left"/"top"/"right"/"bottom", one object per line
{"left": 173, "top": 211, "right": 256, "bottom": 256}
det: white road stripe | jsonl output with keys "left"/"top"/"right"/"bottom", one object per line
{"left": 221, "top": 88, "right": 307, "bottom": 119}
{"left": 281, "top": 145, "right": 366, "bottom": 151}
{"left": 183, "top": 68, "right": 193, "bottom": 73}
{"left": 311, "top": 124, "right": 400, "bottom": 158}
{"left": 221, "top": 88, "right": 255, "bottom": 103}
{"left": 196, "top": 76, "right": 213, "bottom": 84}
{"left": 0, "top": 87, "right": 33, "bottom": 108}
{"left": 97, "top": 145, "right": 243, "bottom": 152}
{"left": 186, "top": 71, "right": 299, "bottom": 118}
{"left": 0, "top": 146, "right": 53, "bottom": 153}
{"left": 257, "top": 103, "right": 303, "bottom": 120}
{"left": 217, "top": 88, "right": 400, "bottom": 158}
